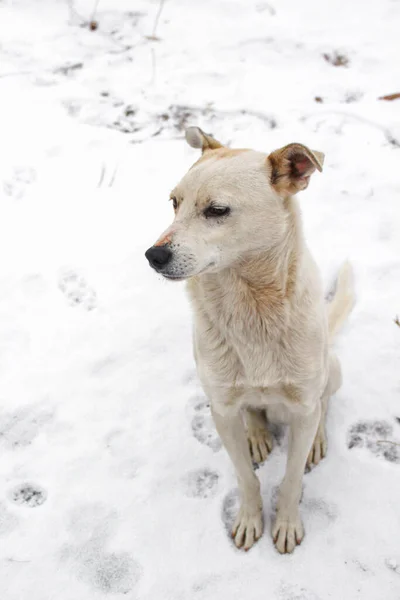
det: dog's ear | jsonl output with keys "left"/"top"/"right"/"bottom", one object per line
{"left": 185, "top": 126, "right": 223, "bottom": 153}
{"left": 268, "top": 143, "right": 324, "bottom": 195}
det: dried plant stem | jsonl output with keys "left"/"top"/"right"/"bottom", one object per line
{"left": 379, "top": 93, "right": 400, "bottom": 101}
{"left": 151, "top": 0, "right": 166, "bottom": 40}
{"left": 91, "top": 0, "right": 101, "bottom": 23}
{"left": 377, "top": 440, "right": 400, "bottom": 447}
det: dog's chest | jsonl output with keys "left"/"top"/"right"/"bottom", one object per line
{"left": 190, "top": 278, "right": 292, "bottom": 387}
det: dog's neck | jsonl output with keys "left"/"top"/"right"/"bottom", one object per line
{"left": 234, "top": 235, "right": 299, "bottom": 300}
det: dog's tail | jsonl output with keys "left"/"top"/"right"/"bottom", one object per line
{"left": 327, "top": 261, "right": 355, "bottom": 340}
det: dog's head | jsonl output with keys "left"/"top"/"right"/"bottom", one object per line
{"left": 145, "top": 127, "right": 324, "bottom": 280}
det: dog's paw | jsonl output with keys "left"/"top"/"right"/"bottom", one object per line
{"left": 272, "top": 511, "right": 304, "bottom": 554}
{"left": 306, "top": 426, "right": 327, "bottom": 469}
{"left": 248, "top": 426, "right": 273, "bottom": 464}
{"left": 232, "top": 503, "right": 263, "bottom": 551}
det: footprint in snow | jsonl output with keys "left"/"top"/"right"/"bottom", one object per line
{"left": 61, "top": 503, "right": 142, "bottom": 594}
{"left": 58, "top": 269, "right": 97, "bottom": 311}
{"left": 3, "top": 166, "right": 36, "bottom": 200}
{"left": 62, "top": 543, "right": 141, "bottom": 594}
{"left": 302, "top": 496, "right": 337, "bottom": 524}
{"left": 221, "top": 489, "right": 240, "bottom": 538}
{"left": 0, "top": 405, "right": 54, "bottom": 450}
{"left": 347, "top": 420, "right": 400, "bottom": 464}
{"left": 8, "top": 483, "right": 47, "bottom": 507}
{"left": 183, "top": 468, "right": 220, "bottom": 499}
{"left": 188, "top": 395, "right": 221, "bottom": 452}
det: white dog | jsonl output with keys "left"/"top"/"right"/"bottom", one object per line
{"left": 145, "top": 127, "right": 354, "bottom": 554}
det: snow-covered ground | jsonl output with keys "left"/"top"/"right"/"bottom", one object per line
{"left": 0, "top": 0, "right": 400, "bottom": 598}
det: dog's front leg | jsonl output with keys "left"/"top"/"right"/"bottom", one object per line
{"left": 211, "top": 404, "right": 263, "bottom": 551}
{"left": 273, "top": 400, "right": 321, "bottom": 554}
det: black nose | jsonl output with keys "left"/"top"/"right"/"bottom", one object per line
{"left": 145, "top": 245, "right": 172, "bottom": 270}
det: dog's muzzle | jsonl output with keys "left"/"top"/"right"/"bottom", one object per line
{"left": 145, "top": 245, "right": 172, "bottom": 272}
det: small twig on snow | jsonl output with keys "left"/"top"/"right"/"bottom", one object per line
{"left": 97, "top": 163, "right": 118, "bottom": 188}
{"left": 108, "top": 165, "right": 118, "bottom": 187}
{"left": 147, "top": 0, "right": 168, "bottom": 84}
{"left": 97, "top": 164, "right": 106, "bottom": 188}
{"left": 54, "top": 62, "right": 83, "bottom": 75}
{"left": 90, "top": 0, "right": 101, "bottom": 23}
{"left": 394, "top": 316, "right": 400, "bottom": 328}
{"left": 6, "top": 557, "right": 31, "bottom": 563}
{"left": 377, "top": 440, "right": 400, "bottom": 447}
{"left": 147, "top": 0, "right": 166, "bottom": 41}
{"left": 379, "top": 93, "right": 400, "bottom": 102}
{"left": 89, "top": 0, "right": 101, "bottom": 30}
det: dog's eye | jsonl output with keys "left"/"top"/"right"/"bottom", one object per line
{"left": 204, "top": 205, "right": 230, "bottom": 218}
{"left": 171, "top": 197, "right": 178, "bottom": 210}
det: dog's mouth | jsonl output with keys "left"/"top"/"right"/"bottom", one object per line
{"left": 161, "top": 261, "right": 217, "bottom": 282}
{"left": 162, "top": 273, "right": 186, "bottom": 282}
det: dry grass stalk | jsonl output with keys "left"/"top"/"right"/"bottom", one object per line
{"left": 379, "top": 93, "right": 400, "bottom": 101}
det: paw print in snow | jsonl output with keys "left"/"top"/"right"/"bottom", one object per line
{"left": 221, "top": 489, "right": 240, "bottom": 536}
{"left": 348, "top": 420, "right": 399, "bottom": 464}
{"left": 3, "top": 166, "right": 36, "bottom": 200}
{"left": 58, "top": 269, "right": 97, "bottom": 311}
{"left": 0, "top": 405, "right": 53, "bottom": 449}
{"left": 188, "top": 395, "right": 221, "bottom": 452}
{"left": 183, "top": 468, "right": 219, "bottom": 499}
{"left": 9, "top": 483, "right": 47, "bottom": 507}
{"left": 61, "top": 503, "right": 142, "bottom": 594}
